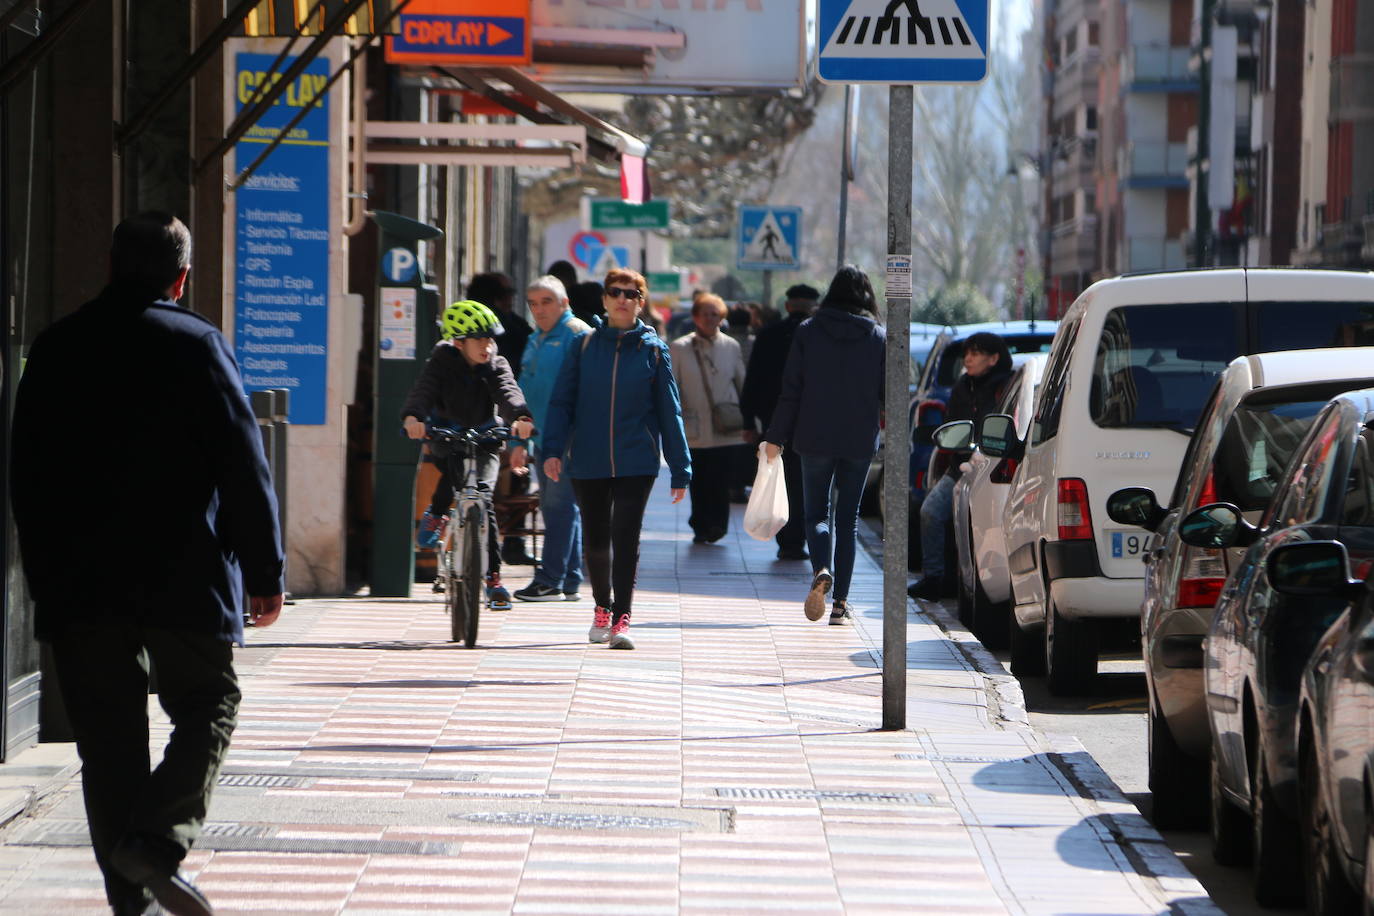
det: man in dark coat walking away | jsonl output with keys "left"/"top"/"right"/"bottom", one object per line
{"left": 11, "top": 212, "right": 284, "bottom": 916}
{"left": 908, "top": 331, "right": 1013, "bottom": 600}
{"left": 742, "top": 284, "right": 819, "bottom": 560}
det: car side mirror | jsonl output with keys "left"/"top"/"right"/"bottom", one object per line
{"left": 1178, "top": 502, "right": 1256, "bottom": 549}
{"left": 1107, "top": 487, "right": 1167, "bottom": 532}
{"left": 1268, "top": 541, "right": 1366, "bottom": 599}
{"left": 933, "top": 420, "right": 975, "bottom": 450}
{"left": 977, "top": 414, "right": 1022, "bottom": 460}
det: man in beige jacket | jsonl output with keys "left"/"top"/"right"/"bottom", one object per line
{"left": 671, "top": 293, "right": 749, "bottom": 543}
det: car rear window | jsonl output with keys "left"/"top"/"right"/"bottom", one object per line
{"left": 1209, "top": 385, "right": 1355, "bottom": 512}
{"left": 1253, "top": 301, "right": 1374, "bottom": 351}
{"left": 935, "top": 333, "right": 1056, "bottom": 387}
{"left": 1090, "top": 303, "right": 1241, "bottom": 433}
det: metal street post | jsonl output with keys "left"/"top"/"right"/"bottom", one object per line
{"left": 882, "top": 86, "right": 913, "bottom": 730}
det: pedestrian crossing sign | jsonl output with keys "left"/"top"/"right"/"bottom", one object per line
{"left": 737, "top": 206, "right": 802, "bottom": 271}
{"left": 817, "top": 0, "right": 989, "bottom": 84}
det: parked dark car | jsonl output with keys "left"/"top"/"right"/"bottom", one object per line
{"left": 1179, "top": 386, "right": 1374, "bottom": 907}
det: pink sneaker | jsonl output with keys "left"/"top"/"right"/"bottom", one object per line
{"left": 608, "top": 616, "right": 634, "bottom": 650}
{"left": 588, "top": 607, "right": 611, "bottom": 644}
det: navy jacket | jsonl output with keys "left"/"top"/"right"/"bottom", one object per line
{"left": 11, "top": 288, "right": 284, "bottom": 645}
{"left": 765, "top": 308, "right": 886, "bottom": 460}
{"left": 541, "top": 318, "right": 692, "bottom": 488}
{"left": 401, "top": 343, "right": 529, "bottom": 431}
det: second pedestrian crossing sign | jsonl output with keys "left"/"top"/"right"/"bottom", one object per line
{"left": 818, "top": 0, "right": 989, "bottom": 84}
{"left": 738, "top": 206, "right": 802, "bottom": 271}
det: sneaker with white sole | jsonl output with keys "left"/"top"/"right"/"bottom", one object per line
{"left": 608, "top": 616, "right": 635, "bottom": 650}
{"left": 514, "top": 581, "right": 563, "bottom": 602}
{"left": 804, "top": 570, "right": 832, "bottom": 621}
{"left": 588, "top": 607, "right": 611, "bottom": 643}
{"left": 829, "top": 600, "right": 853, "bottom": 625}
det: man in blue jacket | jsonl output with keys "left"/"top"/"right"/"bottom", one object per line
{"left": 513, "top": 276, "right": 590, "bottom": 601}
{"left": 11, "top": 213, "right": 284, "bottom": 916}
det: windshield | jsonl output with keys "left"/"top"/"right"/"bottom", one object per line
{"left": 1210, "top": 392, "right": 1340, "bottom": 512}
{"left": 1254, "top": 301, "right": 1374, "bottom": 351}
{"left": 1090, "top": 303, "right": 1240, "bottom": 432}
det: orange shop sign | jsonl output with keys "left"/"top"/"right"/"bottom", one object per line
{"left": 385, "top": 0, "right": 531, "bottom": 67}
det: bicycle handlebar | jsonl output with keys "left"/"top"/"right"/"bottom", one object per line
{"left": 426, "top": 423, "right": 511, "bottom": 452}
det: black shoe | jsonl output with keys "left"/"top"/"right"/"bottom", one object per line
{"left": 907, "top": 576, "right": 943, "bottom": 601}
{"left": 514, "top": 582, "right": 564, "bottom": 602}
{"left": 501, "top": 547, "right": 538, "bottom": 566}
{"left": 110, "top": 837, "right": 213, "bottom": 916}
{"left": 829, "top": 601, "right": 854, "bottom": 626}
{"left": 563, "top": 590, "right": 581, "bottom": 601}
{"left": 776, "top": 548, "right": 809, "bottom": 561}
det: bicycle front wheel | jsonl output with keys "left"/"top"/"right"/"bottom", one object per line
{"left": 455, "top": 502, "right": 485, "bottom": 647}
{"left": 445, "top": 523, "right": 466, "bottom": 643}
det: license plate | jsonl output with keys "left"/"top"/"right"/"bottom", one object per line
{"left": 1110, "top": 529, "right": 1149, "bottom": 559}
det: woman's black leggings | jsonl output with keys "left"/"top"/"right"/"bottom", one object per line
{"left": 571, "top": 476, "right": 656, "bottom": 623}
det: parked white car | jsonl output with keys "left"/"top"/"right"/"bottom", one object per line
{"left": 977, "top": 267, "right": 1374, "bottom": 695}
{"left": 950, "top": 354, "right": 1047, "bottom": 648}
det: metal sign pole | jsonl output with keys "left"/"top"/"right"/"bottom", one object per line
{"left": 882, "top": 85, "right": 913, "bottom": 731}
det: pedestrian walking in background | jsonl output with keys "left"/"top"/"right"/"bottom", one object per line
{"left": 545, "top": 259, "right": 579, "bottom": 296}
{"left": 743, "top": 283, "right": 820, "bottom": 560}
{"left": 908, "top": 331, "right": 1013, "bottom": 601}
{"left": 725, "top": 304, "right": 756, "bottom": 364}
{"left": 10, "top": 212, "right": 284, "bottom": 916}
{"left": 402, "top": 300, "right": 535, "bottom": 611}
{"left": 671, "top": 293, "right": 748, "bottom": 544}
{"left": 764, "top": 266, "right": 886, "bottom": 626}
{"left": 542, "top": 268, "right": 691, "bottom": 650}
{"left": 468, "top": 271, "right": 539, "bottom": 565}
{"left": 513, "top": 276, "right": 592, "bottom": 603}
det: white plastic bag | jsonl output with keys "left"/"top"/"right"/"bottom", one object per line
{"left": 744, "top": 444, "right": 789, "bottom": 541}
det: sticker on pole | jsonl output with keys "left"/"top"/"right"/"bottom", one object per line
{"left": 817, "top": 0, "right": 989, "bottom": 84}
{"left": 885, "top": 255, "right": 912, "bottom": 298}
{"left": 737, "top": 205, "right": 802, "bottom": 271}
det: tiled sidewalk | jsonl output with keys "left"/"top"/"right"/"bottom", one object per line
{"left": 0, "top": 471, "right": 1218, "bottom": 914}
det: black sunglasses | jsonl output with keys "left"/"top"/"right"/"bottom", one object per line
{"left": 605, "top": 286, "right": 643, "bottom": 301}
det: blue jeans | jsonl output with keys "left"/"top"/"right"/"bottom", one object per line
{"left": 533, "top": 447, "right": 582, "bottom": 592}
{"left": 920, "top": 473, "right": 956, "bottom": 579}
{"left": 800, "top": 454, "right": 871, "bottom": 603}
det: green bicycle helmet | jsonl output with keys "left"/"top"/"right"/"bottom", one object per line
{"left": 440, "top": 299, "right": 503, "bottom": 341}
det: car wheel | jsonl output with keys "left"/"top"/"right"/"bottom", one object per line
{"left": 1045, "top": 599, "right": 1098, "bottom": 696}
{"left": 970, "top": 575, "right": 1010, "bottom": 651}
{"left": 1250, "top": 741, "right": 1303, "bottom": 907}
{"left": 1009, "top": 614, "right": 1046, "bottom": 677}
{"left": 1301, "top": 738, "right": 1360, "bottom": 915}
{"left": 1148, "top": 704, "right": 1207, "bottom": 830}
{"left": 1210, "top": 747, "right": 1251, "bottom": 866}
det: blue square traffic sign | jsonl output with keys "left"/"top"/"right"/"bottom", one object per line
{"left": 738, "top": 206, "right": 802, "bottom": 271}
{"left": 817, "top": 0, "right": 989, "bottom": 84}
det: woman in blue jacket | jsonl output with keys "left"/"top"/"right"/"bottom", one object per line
{"left": 765, "top": 266, "right": 886, "bottom": 625}
{"left": 541, "top": 268, "right": 691, "bottom": 650}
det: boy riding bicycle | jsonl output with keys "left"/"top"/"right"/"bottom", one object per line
{"left": 402, "top": 299, "right": 534, "bottom": 610}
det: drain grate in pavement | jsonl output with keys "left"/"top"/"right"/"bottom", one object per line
{"left": 458, "top": 812, "right": 703, "bottom": 831}
{"left": 896, "top": 752, "right": 1031, "bottom": 764}
{"left": 11, "top": 820, "right": 457, "bottom": 856}
{"left": 218, "top": 773, "right": 309, "bottom": 789}
{"left": 219, "top": 764, "right": 485, "bottom": 782}
{"left": 711, "top": 788, "right": 936, "bottom": 804}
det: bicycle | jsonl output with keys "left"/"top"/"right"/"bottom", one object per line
{"left": 427, "top": 422, "right": 509, "bottom": 647}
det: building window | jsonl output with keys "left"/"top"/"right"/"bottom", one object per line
{"left": 1088, "top": 22, "right": 1100, "bottom": 46}
{"left": 1086, "top": 107, "right": 1098, "bottom": 131}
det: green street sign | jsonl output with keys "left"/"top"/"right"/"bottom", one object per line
{"left": 590, "top": 198, "right": 669, "bottom": 230}
{"left": 647, "top": 271, "right": 682, "bottom": 294}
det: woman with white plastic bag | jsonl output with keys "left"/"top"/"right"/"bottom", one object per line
{"left": 763, "top": 266, "right": 885, "bottom": 626}
{"left": 743, "top": 444, "right": 789, "bottom": 540}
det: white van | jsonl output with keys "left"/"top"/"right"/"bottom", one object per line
{"left": 986, "top": 268, "right": 1374, "bottom": 695}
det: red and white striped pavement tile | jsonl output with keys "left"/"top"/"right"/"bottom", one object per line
{"left": 0, "top": 470, "right": 1218, "bottom": 914}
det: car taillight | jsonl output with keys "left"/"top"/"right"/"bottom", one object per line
{"left": 1199, "top": 469, "right": 1218, "bottom": 507}
{"left": 1177, "top": 546, "right": 1226, "bottom": 607}
{"left": 914, "top": 470, "right": 926, "bottom": 491}
{"left": 991, "top": 458, "right": 1019, "bottom": 484}
{"left": 1057, "top": 478, "right": 1093, "bottom": 540}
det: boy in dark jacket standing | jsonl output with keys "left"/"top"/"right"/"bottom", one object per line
{"left": 908, "top": 331, "right": 1013, "bottom": 600}
{"left": 402, "top": 300, "right": 533, "bottom": 610}
{"left": 12, "top": 212, "right": 284, "bottom": 916}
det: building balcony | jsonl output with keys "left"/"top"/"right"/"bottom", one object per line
{"left": 1330, "top": 54, "right": 1374, "bottom": 122}
{"left": 1052, "top": 47, "right": 1101, "bottom": 117}
{"left": 1052, "top": 134, "right": 1098, "bottom": 183}
{"left": 1050, "top": 215, "right": 1099, "bottom": 271}
{"left": 1122, "top": 44, "right": 1197, "bottom": 91}
{"left": 1124, "top": 236, "right": 1187, "bottom": 272}
{"left": 1118, "top": 141, "right": 1190, "bottom": 188}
